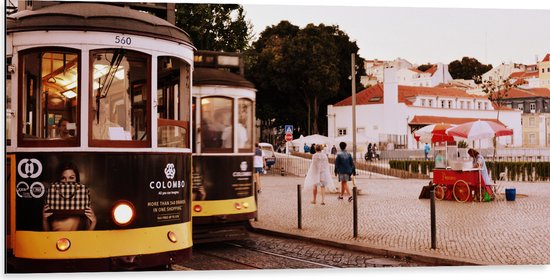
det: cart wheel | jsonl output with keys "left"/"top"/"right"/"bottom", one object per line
{"left": 453, "top": 180, "right": 470, "bottom": 202}
{"left": 434, "top": 185, "right": 446, "bottom": 200}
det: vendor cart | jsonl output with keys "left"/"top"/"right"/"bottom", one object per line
{"left": 432, "top": 168, "right": 493, "bottom": 202}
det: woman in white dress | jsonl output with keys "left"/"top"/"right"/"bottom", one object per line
{"left": 304, "top": 145, "right": 336, "bottom": 205}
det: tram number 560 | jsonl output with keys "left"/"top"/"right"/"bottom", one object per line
{"left": 115, "top": 35, "right": 132, "bottom": 45}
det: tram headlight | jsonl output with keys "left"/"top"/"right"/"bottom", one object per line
{"left": 56, "top": 238, "right": 71, "bottom": 252}
{"left": 234, "top": 203, "right": 242, "bottom": 210}
{"left": 242, "top": 202, "right": 249, "bottom": 209}
{"left": 112, "top": 201, "right": 135, "bottom": 226}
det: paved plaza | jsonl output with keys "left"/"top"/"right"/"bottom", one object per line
{"left": 250, "top": 173, "right": 550, "bottom": 266}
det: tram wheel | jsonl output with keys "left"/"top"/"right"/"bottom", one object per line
{"left": 453, "top": 180, "right": 470, "bottom": 202}
{"left": 434, "top": 185, "right": 446, "bottom": 200}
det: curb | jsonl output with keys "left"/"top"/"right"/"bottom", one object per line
{"left": 248, "top": 225, "right": 491, "bottom": 267}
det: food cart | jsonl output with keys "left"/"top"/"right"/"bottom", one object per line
{"left": 431, "top": 145, "right": 493, "bottom": 202}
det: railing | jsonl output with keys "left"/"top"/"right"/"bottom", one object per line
{"left": 270, "top": 151, "right": 550, "bottom": 182}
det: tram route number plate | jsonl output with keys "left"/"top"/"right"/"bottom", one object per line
{"left": 115, "top": 35, "right": 132, "bottom": 45}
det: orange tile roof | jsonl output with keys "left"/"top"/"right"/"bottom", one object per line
{"left": 502, "top": 87, "right": 550, "bottom": 99}
{"left": 409, "top": 115, "right": 505, "bottom": 126}
{"left": 425, "top": 65, "right": 438, "bottom": 75}
{"left": 543, "top": 53, "right": 550, "bottom": 62}
{"left": 509, "top": 71, "right": 539, "bottom": 79}
{"left": 334, "top": 84, "right": 476, "bottom": 107}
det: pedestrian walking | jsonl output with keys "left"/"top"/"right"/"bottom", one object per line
{"left": 254, "top": 143, "right": 266, "bottom": 193}
{"left": 424, "top": 143, "right": 431, "bottom": 160}
{"left": 304, "top": 145, "right": 336, "bottom": 205}
{"left": 334, "top": 142, "right": 355, "bottom": 202}
{"left": 330, "top": 145, "right": 337, "bottom": 157}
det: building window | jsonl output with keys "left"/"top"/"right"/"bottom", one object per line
{"left": 530, "top": 103, "right": 536, "bottom": 112}
{"left": 484, "top": 102, "right": 488, "bottom": 110}
{"left": 529, "top": 117, "right": 535, "bottom": 127}
{"left": 441, "top": 100, "right": 445, "bottom": 108}
{"left": 477, "top": 102, "right": 481, "bottom": 110}
{"left": 528, "top": 133, "right": 536, "bottom": 145}
{"left": 428, "top": 100, "right": 432, "bottom": 107}
{"left": 460, "top": 101, "right": 464, "bottom": 109}
{"left": 337, "top": 128, "right": 347, "bottom": 136}
{"left": 421, "top": 99, "right": 425, "bottom": 106}
{"left": 518, "top": 103, "right": 524, "bottom": 111}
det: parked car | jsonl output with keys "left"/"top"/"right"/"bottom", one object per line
{"left": 259, "top": 142, "right": 276, "bottom": 169}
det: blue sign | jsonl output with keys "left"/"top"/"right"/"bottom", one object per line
{"left": 284, "top": 125, "right": 293, "bottom": 135}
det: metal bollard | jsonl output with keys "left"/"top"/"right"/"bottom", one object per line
{"left": 281, "top": 166, "right": 285, "bottom": 176}
{"left": 353, "top": 186, "right": 358, "bottom": 238}
{"left": 297, "top": 184, "right": 302, "bottom": 229}
{"left": 254, "top": 181, "right": 258, "bottom": 221}
{"left": 430, "top": 190, "right": 436, "bottom": 249}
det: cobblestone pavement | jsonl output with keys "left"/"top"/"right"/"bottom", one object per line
{"left": 251, "top": 174, "right": 550, "bottom": 266}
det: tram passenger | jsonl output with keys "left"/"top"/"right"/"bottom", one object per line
{"left": 42, "top": 162, "right": 97, "bottom": 231}
{"left": 467, "top": 148, "right": 494, "bottom": 186}
{"left": 56, "top": 118, "right": 72, "bottom": 139}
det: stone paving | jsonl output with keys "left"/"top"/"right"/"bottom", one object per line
{"left": 250, "top": 173, "right": 550, "bottom": 266}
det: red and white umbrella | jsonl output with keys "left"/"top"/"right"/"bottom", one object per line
{"left": 413, "top": 123, "right": 457, "bottom": 143}
{"left": 446, "top": 120, "right": 513, "bottom": 140}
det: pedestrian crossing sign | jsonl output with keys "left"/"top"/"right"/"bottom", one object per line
{"left": 284, "top": 125, "right": 293, "bottom": 135}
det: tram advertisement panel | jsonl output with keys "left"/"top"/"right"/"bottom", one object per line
{"left": 13, "top": 152, "right": 191, "bottom": 231}
{"left": 192, "top": 155, "right": 253, "bottom": 201}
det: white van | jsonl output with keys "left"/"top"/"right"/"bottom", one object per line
{"left": 259, "top": 142, "right": 276, "bottom": 169}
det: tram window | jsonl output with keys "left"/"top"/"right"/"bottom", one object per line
{"left": 18, "top": 49, "right": 80, "bottom": 146}
{"left": 90, "top": 49, "right": 150, "bottom": 147}
{"left": 157, "top": 56, "right": 191, "bottom": 148}
{"left": 200, "top": 97, "right": 233, "bottom": 152}
{"left": 238, "top": 99, "right": 253, "bottom": 152}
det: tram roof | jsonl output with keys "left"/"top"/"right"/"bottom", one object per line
{"left": 193, "top": 68, "right": 255, "bottom": 89}
{"left": 6, "top": 2, "right": 193, "bottom": 46}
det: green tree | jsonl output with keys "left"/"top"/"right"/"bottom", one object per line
{"left": 246, "top": 21, "right": 364, "bottom": 136}
{"left": 448, "top": 57, "right": 492, "bottom": 80}
{"left": 174, "top": 4, "right": 251, "bottom": 52}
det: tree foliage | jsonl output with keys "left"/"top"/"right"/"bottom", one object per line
{"left": 448, "top": 57, "right": 492, "bottom": 80}
{"left": 174, "top": 4, "right": 251, "bottom": 52}
{"left": 246, "top": 21, "right": 364, "bottom": 138}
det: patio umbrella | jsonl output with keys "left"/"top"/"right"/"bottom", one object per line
{"left": 413, "top": 123, "right": 457, "bottom": 143}
{"left": 446, "top": 120, "right": 513, "bottom": 140}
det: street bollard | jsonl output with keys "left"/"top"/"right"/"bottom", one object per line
{"left": 254, "top": 181, "right": 258, "bottom": 221}
{"left": 430, "top": 190, "right": 436, "bottom": 249}
{"left": 297, "top": 184, "right": 302, "bottom": 229}
{"left": 280, "top": 166, "right": 285, "bottom": 176}
{"left": 353, "top": 186, "right": 358, "bottom": 238}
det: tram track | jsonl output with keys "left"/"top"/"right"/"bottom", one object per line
{"left": 173, "top": 232, "right": 426, "bottom": 271}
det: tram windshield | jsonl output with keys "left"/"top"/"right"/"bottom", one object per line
{"left": 19, "top": 49, "right": 79, "bottom": 146}
{"left": 91, "top": 49, "right": 149, "bottom": 145}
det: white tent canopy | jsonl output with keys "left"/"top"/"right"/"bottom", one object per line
{"left": 288, "top": 134, "right": 331, "bottom": 152}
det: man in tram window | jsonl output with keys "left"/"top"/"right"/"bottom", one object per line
{"left": 56, "top": 118, "right": 75, "bottom": 139}
{"left": 237, "top": 103, "right": 249, "bottom": 149}
{"left": 42, "top": 162, "right": 97, "bottom": 231}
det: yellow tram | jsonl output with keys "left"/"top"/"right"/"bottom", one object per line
{"left": 191, "top": 51, "right": 258, "bottom": 243}
{"left": 5, "top": 3, "right": 194, "bottom": 272}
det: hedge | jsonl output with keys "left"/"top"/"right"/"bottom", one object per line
{"left": 389, "top": 160, "right": 550, "bottom": 182}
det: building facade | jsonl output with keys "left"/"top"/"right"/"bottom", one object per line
{"left": 328, "top": 67, "right": 523, "bottom": 151}
{"left": 501, "top": 87, "right": 550, "bottom": 148}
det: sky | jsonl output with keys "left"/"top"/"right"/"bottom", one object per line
{"left": 7, "top": 0, "right": 548, "bottom": 66}
{"left": 239, "top": 0, "right": 550, "bottom": 66}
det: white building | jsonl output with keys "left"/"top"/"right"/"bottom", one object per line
{"left": 362, "top": 58, "right": 452, "bottom": 88}
{"left": 328, "top": 67, "right": 523, "bottom": 151}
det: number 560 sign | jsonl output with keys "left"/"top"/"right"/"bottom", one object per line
{"left": 115, "top": 35, "right": 132, "bottom": 45}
